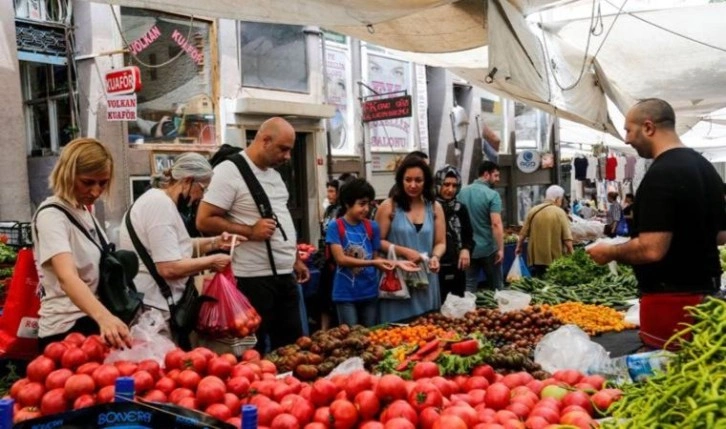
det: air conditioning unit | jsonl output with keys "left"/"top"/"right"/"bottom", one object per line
{"left": 14, "top": 0, "right": 47, "bottom": 21}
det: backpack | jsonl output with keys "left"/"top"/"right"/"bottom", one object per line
{"left": 325, "top": 218, "right": 373, "bottom": 262}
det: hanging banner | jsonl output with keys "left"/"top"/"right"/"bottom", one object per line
{"left": 362, "top": 95, "right": 412, "bottom": 122}
{"left": 366, "top": 53, "right": 412, "bottom": 152}
{"left": 107, "top": 94, "right": 138, "bottom": 121}
{"left": 415, "top": 64, "right": 429, "bottom": 154}
{"left": 325, "top": 42, "right": 354, "bottom": 155}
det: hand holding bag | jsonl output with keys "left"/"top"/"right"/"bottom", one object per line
{"left": 378, "top": 245, "right": 411, "bottom": 299}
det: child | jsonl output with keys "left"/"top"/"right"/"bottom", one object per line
{"left": 325, "top": 178, "right": 394, "bottom": 326}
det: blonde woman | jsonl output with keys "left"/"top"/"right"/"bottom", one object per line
{"left": 33, "top": 138, "right": 131, "bottom": 350}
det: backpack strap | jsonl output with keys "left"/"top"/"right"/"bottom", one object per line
{"left": 34, "top": 204, "right": 104, "bottom": 252}
{"left": 362, "top": 219, "right": 373, "bottom": 241}
{"left": 228, "top": 153, "right": 288, "bottom": 277}
{"left": 336, "top": 218, "right": 347, "bottom": 248}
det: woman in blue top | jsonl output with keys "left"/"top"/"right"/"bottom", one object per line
{"left": 326, "top": 179, "right": 400, "bottom": 326}
{"left": 375, "top": 156, "right": 446, "bottom": 323}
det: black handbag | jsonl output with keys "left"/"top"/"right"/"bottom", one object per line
{"left": 34, "top": 204, "right": 143, "bottom": 326}
{"left": 124, "top": 204, "right": 204, "bottom": 350}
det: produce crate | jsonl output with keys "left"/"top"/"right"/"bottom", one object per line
{"left": 196, "top": 334, "right": 257, "bottom": 357}
{"left": 0, "top": 221, "right": 32, "bottom": 248}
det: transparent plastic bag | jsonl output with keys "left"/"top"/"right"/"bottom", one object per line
{"left": 326, "top": 357, "right": 365, "bottom": 379}
{"left": 586, "top": 237, "right": 630, "bottom": 274}
{"left": 104, "top": 309, "right": 176, "bottom": 366}
{"left": 441, "top": 292, "right": 477, "bottom": 318}
{"left": 197, "top": 266, "right": 261, "bottom": 338}
{"left": 506, "top": 256, "right": 522, "bottom": 283}
{"left": 494, "top": 290, "right": 531, "bottom": 312}
{"left": 379, "top": 245, "right": 411, "bottom": 299}
{"left": 534, "top": 325, "right": 611, "bottom": 373}
{"left": 624, "top": 302, "right": 640, "bottom": 326}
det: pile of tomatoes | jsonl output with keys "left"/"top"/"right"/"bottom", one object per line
{"left": 8, "top": 331, "right": 622, "bottom": 428}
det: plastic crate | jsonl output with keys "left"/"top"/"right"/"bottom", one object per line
{"left": 196, "top": 334, "right": 257, "bottom": 357}
{"left": 0, "top": 221, "right": 32, "bottom": 248}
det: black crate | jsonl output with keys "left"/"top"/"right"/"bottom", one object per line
{"left": 0, "top": 221, "right": 32, "bottom": 248}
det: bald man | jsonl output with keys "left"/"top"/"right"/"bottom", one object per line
{"left": 587, "top": 99, "right": 726, "bottom": 349}
{"left": 197, "top": 117, "right": 308, "bottom": 352}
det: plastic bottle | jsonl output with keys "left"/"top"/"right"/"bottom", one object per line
{"left": 241, "top": 405, "right": 258, "bottom": 429}
{"left": 0, "top": 399, "right": 13, "bottom": 429}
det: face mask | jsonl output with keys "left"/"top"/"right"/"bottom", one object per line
{"left": 177, "top": 184, "right": 200, "bottom": 237}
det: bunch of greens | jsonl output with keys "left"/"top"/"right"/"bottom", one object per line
{"left": 544, "top": 249, "right": 611, "bottom": 286}
{"left": 0, "top": 244, "right": 16, "bottom": 264}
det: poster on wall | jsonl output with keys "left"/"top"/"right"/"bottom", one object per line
{"left": 121, "top": 8, "right": 215, "bottom": 145}
{"left": 325, "top": 42, "right": 354, "bottom": 155}
{"left": 366, "top": 53, "right": 412, "bottom": 152}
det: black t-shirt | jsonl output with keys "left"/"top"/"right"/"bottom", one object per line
{"left": 632, "top": 148, "right": 726, "bottom": 293}
{"left": 574, "top": 157, "right": 588, "bottom": 180}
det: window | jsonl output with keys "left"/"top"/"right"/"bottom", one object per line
{"left": 514, "top": 102, "right": 552, "bottom": 153}
{"left": 240, "top": 23, "right": 309, "bottom": 93}
{"left": 21, "top": 61, "right": 76, "bottom": 155}
{"left": 121, "top": 7, "right": 215, "bottom": 145}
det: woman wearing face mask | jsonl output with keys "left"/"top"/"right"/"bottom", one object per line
{"left": 118, "top": 153, "right": 237, "bottom": 344}
{"left": 435, "top": 166, "right": 474, "bottom": 301}
{"left": 375, "top": 156, "right": 446, "bottom": 323}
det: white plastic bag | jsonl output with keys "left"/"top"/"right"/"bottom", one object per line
{"left": 494, "top": 290, "right": 531, "bottom": 312}
{"left": 624, "top": 302, "right": 640, "bottom": 326}
{"left": 441, "top": 292, "right": 477, "bottom": 318}
{"left": 505, "top": 256, "right": 523, "bottom": 283}
{"left": 534, "top": 325, "right": 611, "bottom": 373}
{"left": 326, "top": 357, "right": 365, "bottom": 379}
{"left": 585, "top": 237, "right": 631, "bottom": 274}
{"left": 378, "top": 245, "right": 411, "bottom": 299}
{"left": 104, "top": 309, "right": 176, "bottom": 366}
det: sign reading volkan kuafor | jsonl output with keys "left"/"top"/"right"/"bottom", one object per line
{"left": 105, "top": 66, "right": 141, "bottom": 121}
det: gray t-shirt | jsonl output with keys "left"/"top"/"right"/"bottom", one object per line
{"left": 607, "top": 201, "right": 622, "bottom": 225}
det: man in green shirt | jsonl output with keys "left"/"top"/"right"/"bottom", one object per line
{"left": 458, "top": 161, "right": 504, "bottom": 291}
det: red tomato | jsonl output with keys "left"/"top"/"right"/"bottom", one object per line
{"left": 196, "top": 376, "right": 227, "bottom": 407}
{"left": 329, "top": 399, "right": 358, "bottom": 429}
{"left": 168, "top": 388, "right": 194, "bottom": 404}
{"left": 250, "top": 380, "right": 277, "bottom": 398}
{"left": 227, "top": 417, "right": 242, "bottom": 427}
{"left": 501, "top": 374, "right": 526, "bottom": 390}
{"left": 142, "top": 389, "right": 167, "bottom": 403}
{"left": 208, "top": 357, "right": 233, "bottom": 380}
{"left": 274, "top": 383, "right": 297, "bottom": 403}
{"left": 43, "top": 342, "right": 68, "bottom": 364}
{"left": 17, "top": 382, "right": 45, "bottom": 407}
{"left": 73, "top": 393, "right": 96, "bottom": 410}
{"left": 192, "top": 347, "right": 216, "bottom": 362}
{"left": 114, "top": 361, "right": 138, "bottom": 377}
{"left": 359, "top": 422, "right": 385, "bottom": 429}
{"left": 510, "top": 394, "right": 537, "bottom": 411}
{"left": 525, "top": 380, "right": 544, "bottom": 396}
{"left": 430, "top": 377, "right": 453, "bottom": 398}
{"left": 380, "top": 400, "right": 417, "bottom": 425}
{"left": 591, "top": 390, "right": 616, "bottom": 415}
{"left": 13, "top": 407, "right": 42, "bottom": 423}
{"left": 495, "top": 410, "right": 519, "bottom": 425}
{"left": 242, "top": 349, "right": 261, "bottom": 362}
{"left": 178, "top": 396, "right": 198, "bottom": 409}
{"left": 177, "top": 369, "right": 202, "bottom": 390}
{"left": 411, "top": 362, "right": 440, "bottom": 380}
{"left": 227, "top": 376, "right": 251, "bottom": 397}
{"left": 206, "top": 403, "right": 232, "bottom": 421}
{"left": 76, "top": 362, "right": 101, "bottom": 377}
{"left": 305, "top": 423, "right": 327, "bottom": 429}
{"left": 165, "top": 349, "right": 186, "bottom": 370}
{"left": 375, "top": 375, "right": 407, "bottom": 403}
{"left": 258, "top": 359, "right": 277, "bottom": 374}
{"left": 344, "top": 370, "right": 373, "bottom": 398}
{"left": 27, "top": 356, "right": 56, "bottom": 383}
{"left": 561, "top": 391, "right": 593, "bottom": 415}
{"left": 419, "top": 407, "right": 441, "bottom": 429}
{"left": 223, "top": 393, "right": 241, "bottom": 417}
{"left": 64, "top": 374, "right": 95, "bottom": 401}
{"left": 485, "top": 383, "right": 511, "bottom": 410}
{"left": 580, "top": 375, "right": 605, "bottom": 390}
{"left": 560, "top": 410, "right": 594, "bottom": 427}
{"left": 231, "top": 363, "right": 258, "bottom": 382}
{"left": 280, "top": 395, "right": 314, "bottom": 425}
{"left": 384, "top": 417, "right": 415, "bottom": 429}
{"left": 40, "top": 388, "right": 68, "bottom": 415}
{"left": 60, "top": 348, "right": 87, "bottom": 371}
{"left": 271, "top": 413, "right": 300, "bottom": 429}
{"left": 64, "top": 332, "right": 86, "bottom": 347}
{"left": 311, "top": 378, "right": 338, "bottom": 407}
{"left": 407, "top": 382, "right": 443, "bottom": 412}
{"left": 529, "top": 405, "right": 560, "bottom": 424}
{"left": 464, "top": 376, "right": 490, "bottom": 392}
{"left": 441, "top": 406, "right": 478, "bottom": 428}
{"left": 552, "top": 370, "right": 583, "bottom": 386}
{"left": 472, "top": 365, "right": 497, "bottom": 383}
{"left": 45, "top": 369, "right": 73, "bottom": 390}
{"left": 505, "top": 401, "right": 531, "bottom": 419}
{"left": 96, "top": 385, "right": 115, "bottom": 404}
{"left": 155, "top": 377, "right": 176, "bottom": 395}
{"left": 468, "top": 389, "right": 487, "bottom": 406}
{"left": 10, "top": 378, "right": 30, "bottom": 398}
{"left": 92, "top": 364, "right": 120, "bottom": 388}
{"left": 354, "top": 390, "right": 380, "bottom": 421}
{"left": 524, "top": 416, "right": 550, "bottom": 429}
{"left": 502, "top": 420, "right": 525, "bottom": 429}
{"left": 132, "top": 370, "right": 155, "bottom": 394}
{"left": 137, "top": 359, "right": 162, "bottom": 380}
{"left": 258, "top": 400, "right": 283, "bottom": 426}
{"left": 432, "top": 415, "right": 467, "bottom": 429}
{"left": 183, "top": 351, "right": 208, "bottom": 373}
{"left": 452, "top": 375, "right": 469, "bottom": 391}
{"left": 80, "top": 338, "right": 106, "bottom": 363}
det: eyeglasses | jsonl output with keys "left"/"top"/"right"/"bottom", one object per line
{"left": 195, "top": 182, "right": 209, "bottom": 193}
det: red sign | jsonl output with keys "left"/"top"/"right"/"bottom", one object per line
{"left": 105, "top": 66, "right": 142, "bottom": 95}
{"left": 362, "top": 95, "right": 412, "bottom": 123}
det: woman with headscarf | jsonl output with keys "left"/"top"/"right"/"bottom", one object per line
{"left": 435, "top": 165, "right": 474, "bottom": 300}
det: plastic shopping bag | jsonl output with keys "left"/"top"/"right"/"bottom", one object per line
{"left": 0, "top": 249, "right": 40, "bottom": 359}
{"left": 378, "top": 245, "right": 411, "bottom": 299}
{"left": 441, "top": 292, "right": 477, "bottom": 318}
{"left": 506, "top": 254, "right": 530, "bottom": 283}
{"left": 494, "top": 290, "right": 531, "bottom": 312}
{"left": 197, "top": 266, "right": 261, "bottom": 338}
{"left": 105, "top": 309, "right": 176, "bottom": 366}
{"left": 535, "top": 325, "right": 611, "bottom": 373}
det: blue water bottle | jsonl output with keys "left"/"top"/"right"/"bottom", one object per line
{"left": 241, "top": 405, "right": 258, "bottom": 429}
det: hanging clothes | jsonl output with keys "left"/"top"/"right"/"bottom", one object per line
{"left": 615, "top": 155, "right": 626, "bottom": 182}
{"left": 586, "top": 156, "right": 598, "bottom": 181}
{"left": 573, "top": 156, "right": 588, "bottom": 181}
{"left": 605, "top": 155, "right": 617, "bottom": 181}
{"left": 624, "top": 156, "right": 637, "bottom": 180}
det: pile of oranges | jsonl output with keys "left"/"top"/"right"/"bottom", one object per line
{"left": 546, "top": 302, "right": 636, "bottom": 336}
{"left": 367, "top": 324, "right": 451, "bottom": 348}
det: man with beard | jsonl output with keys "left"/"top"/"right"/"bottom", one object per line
{"left": 197, "top": 117, "right": 309, "bottom": 352}
{"left": 587, "top": 98, "right": 726, "bottom": 349}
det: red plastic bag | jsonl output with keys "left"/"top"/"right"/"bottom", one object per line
{"left": 196, "top": 267, "right": 261, "bottom": 338}
{"left": 0, "top": 248, "right": 41, "bottom": 359}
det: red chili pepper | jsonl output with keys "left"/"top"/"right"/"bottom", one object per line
{"left": 414, "top": 339, "right": 440, "bottom": 358}
{"left": 450, "top": 339, "right": 479, "bottom": 356}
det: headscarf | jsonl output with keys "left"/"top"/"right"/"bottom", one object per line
{"left": 435, "top": 165, "right": 464, "bottom": 260}
{"left": 435, "top": 165, "right": 462, "bottom": 202}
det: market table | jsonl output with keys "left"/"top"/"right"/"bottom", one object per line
{"left": 591, "top": 328, "right": 643, "bottom": 358}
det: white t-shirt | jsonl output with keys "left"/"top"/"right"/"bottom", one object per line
{"left": 203, "top": 151, "right": 297, "bottom": 277}
{"left": 118, "top": 188, "right": 193, "bottom": 312}
{"left": 33, "top": 197, "right": 104, "bottom": 337}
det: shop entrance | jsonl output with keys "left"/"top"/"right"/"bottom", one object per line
{"left": 245, "top": 130, "right": 309, "bottom": 242}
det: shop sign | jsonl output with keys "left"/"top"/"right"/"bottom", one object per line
{"left": 517, "top": 150, "right": 541, "bottom": 173}
{"left": 105, "top": 66, "right": 142, "bottom": 95}
{"left": 107, "top": 94, "right": 138, "bottom": 121}
{"left": 362, "top": 95, "right": 412, "bottom": 123}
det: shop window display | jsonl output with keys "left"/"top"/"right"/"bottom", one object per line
{"left": 120, "top": 7, "right": 215, "bottom": 145}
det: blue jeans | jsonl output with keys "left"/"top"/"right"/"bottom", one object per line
{"left": 465, "top": 253, "right": 503, "bottom": 293}
{"left": 336, "top": 298, "right": 378, "bottom": 327}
